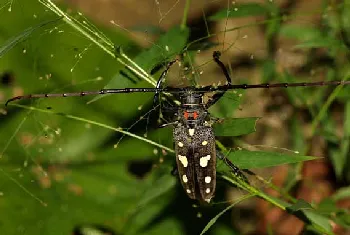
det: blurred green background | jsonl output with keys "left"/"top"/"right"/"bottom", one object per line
{"left": 0, "top": 0, "right": 350, "bottom": 234}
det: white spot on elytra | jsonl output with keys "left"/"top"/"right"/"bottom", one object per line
{"left": 178, "top": 142, "right": 184, "bottom": 147}
{"left": 186, "top": 189, "right": 191, "bottom": 194}
{"left": 182, "top": 175, "right": 188, "bottom": 183}
{"left": 205, "top": 198, "right": 211, "bottom": 203}
{"left": 206, "top": 188, "right": 211, "bottom": 193}
{"left": 200, "top": 155, "right": 211, "bottom": 167}
{"left": 202, "top": 141, "right": 208, "bottom": 146}
{"left": 189, "top": 129, "right": 195, "bottom": 136}
{"left": 205, "top": 176, "right": 211, "bottom": 183}
{"left": 178, "top": 155, "right": 188, "bottom": 167}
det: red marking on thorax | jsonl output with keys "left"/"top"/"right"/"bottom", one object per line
{"left": 183, "top": 111, "right": 189, "bottom": 119}
{"left": 184, "top": 111, "right": 199, "bottom": 120}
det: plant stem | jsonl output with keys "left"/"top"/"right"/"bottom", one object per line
{"left": 221, "top": 174, "right": 287, "bottom": 211}
{"left": 181, "top": 0, "right": 191, "bottom": 30}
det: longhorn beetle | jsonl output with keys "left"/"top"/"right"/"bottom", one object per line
{"left": 5, "top": 51, "right": 350, "bottom": 203}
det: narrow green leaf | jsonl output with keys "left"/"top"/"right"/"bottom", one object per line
{"left": 279, "top": 25, "right": 323, "bottom": 41}
{"left": 220, "top": 174, "right": 333, "bottom": 235}
{"left": 265, "top": 0, "right": 280, "bottom": 40}
{"left": 331, "top": 101, "right": 350, "bottom": 178}
{"left": 213, "top": 117, "right": 258, "bottom": 136}
{"left": 287, "top": 199, "right": 314, "bottom": 212}
{"left": 291, "top": 117, "right": 307, "bottom": 154}
{"left": 262, "top": 59, "right": 276, "bottom": 83}
{"left": 303, "top": 211, "right": 333, "bottom": 234}
{"left": 344, "top": 101, "right": 350, "bottom": 136}
{"left": 280, "top": 25, "right": 344, "bottom": 50}
{"left": 287, "top": 201, "right": 334, "bottom": 234}
{"left": 200, "top": 194, "right": 254, "bottom": 235}
{"left": 227, "top": 150, "right": 317, "bottom": 169}
{"left": 209, "top": 3, "right": 268, "bottom": 20}
{"left": 341, "top": 0, "right": 350, "bottom": 49}
{"left": 0, "top": 17, "right": 61, "bottom": 58}
{"left": 293, "top": 39, "right": 342, "bottom": 49}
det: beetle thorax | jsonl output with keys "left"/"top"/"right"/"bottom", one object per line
{"left": 178, "top": 93, "right": 207, "bottom": 127}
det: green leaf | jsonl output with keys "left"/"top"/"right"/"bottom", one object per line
{"left": 0, "top": 17, "right": 61, "bottom": 58}
{"left": 303, "top": 211, "right": 333, "bottom": 234}
{"left": 125, "top": 191, "right": 175, "bottom": 234}
{"left": 210, "top": 225, "right": 240, "bottom": 235}
{"left": 287, "top": 201, "right": 334, "bottom": 234}
{"left": 279, "top": 25, "right": 323, "bottom": 41}
{"left": 0, "top": 2, "right": 175, "bottom": 234}
{"left": 227, "top": 150, "right": 317, "bottom": 169}
{"left": 210, "top": 3, "right": 268, "bottom": 20}
{"left": 317, "top": 198, "right": 338, "bottom": 214}
{"left": 209, "top": 92, "right": 244, "bottom": 118}
{"left": 287, "top": 199, "right": 314, "bottom": 212}
{"left": 341, "top": 1, "right": 350, "bottom": 49}
{"left": 262, "top": 59, "right": 276, "bottom": 83}
{"left": 200, "top": 194, "right": 254, "bottom": 235}
{"left": 106, "top": 26, "right": 189, "bottom": 89}
{"left": 334, "top": 211, "right": 350, "bottom": 228}
{"left": 213, "top": 117, "right": 258, "bottom": 136}
{"left": 134, "top": 174, "right": 176, "bottom": 211}
{"left": 345, "top": 101, "right": 350, "bottom": 137}
{"left": 291, "top": 117, "right": 307, "bottom": 155}
{"left": 293, "top": 39, "right": 342, "bottom": 49}
{"left": 265, "top": 0, "right": 280, "bottom": 40}
{"left": 332, "top": 186, "right": 350, "bottom": 201}
{"left": 140, "top": 218, "right": 183, "bottom": 235}
{"left": 279, "top": 25, "right": 344, "bottom": 50}
{"left": 330, "top": 101, "right": 350, "bottom": 179}
{"left": 74, "top": 225, "right": 116, "bottom": 235}
{"left": 200, "top": 204, "right": 235, "bottom": 235}
{"left": 88, "top": 26, "right": 189, "bottom": 104}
